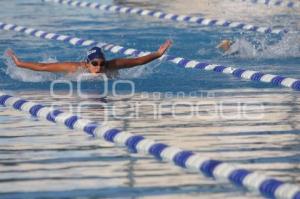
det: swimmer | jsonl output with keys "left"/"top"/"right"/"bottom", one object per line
{"left": 217, "top": 39, "right": 240, "bottom": 56}
{"left": 217, "top": 39, "right": 233, "bottom": 52}
{"left": 6, "top": 40, "right": 172, "bottom": 77}
{"left": 217, "top": 39, "right": 256, "bottom": 57}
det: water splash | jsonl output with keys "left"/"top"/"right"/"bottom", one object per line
{"left": 118, "top": 58, "right": 162, "bottom": 79}
{"left": 261, "top": 33, "right": 300, "bottom": 58}
{"left": 3, "top": 49, "right": 59, "bottom": 82}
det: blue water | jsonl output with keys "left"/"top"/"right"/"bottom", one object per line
{"left": 0, "top": 0, "right": 299, "bottom": 92}
{"left": 0, "top": 0, "right": 300, "bottom": 198}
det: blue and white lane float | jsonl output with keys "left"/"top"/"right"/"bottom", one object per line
{"left": 42, "top": 0, "right": 288, "bottom": 35}
{"left": 0, "top": 22, "right": 299, "bottom": 92}
{"left": 0, "top": 92, "right": 299, "bottom": 199}
{"left": 231, "top": 0, "right": 299, "bottom": 9}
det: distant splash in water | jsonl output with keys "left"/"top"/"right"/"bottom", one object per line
{"left": 261, "top": 33, "right": 300, "bottom": 58}
{"left": 2, "top": 49, "right": 158, "bottom": 82}
{"left": 218, "top": 33, "right": 300, "bottom": 59}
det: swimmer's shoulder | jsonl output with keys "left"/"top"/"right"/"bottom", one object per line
{"left": 105, "top": 59, "right": 118, "bottom": 70}
{"left": 103, "top": 60, "right": 119, "bottom": 78}
{"left": 61, "top": 61, "right": 86, "bottom": 73}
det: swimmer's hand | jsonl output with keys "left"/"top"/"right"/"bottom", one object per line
{"left": 5, "top": 49, "right": 20, "bottom": 65}
{"left": 156, "top": 40, "right": 172, "bottom": 57}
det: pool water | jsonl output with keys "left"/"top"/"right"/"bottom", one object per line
{"left": 0, "top": 0, "right": 299, "bottom": 198}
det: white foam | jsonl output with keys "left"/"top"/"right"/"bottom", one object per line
{"left": 3, "top": 50, "right": 58, "bottom": 82}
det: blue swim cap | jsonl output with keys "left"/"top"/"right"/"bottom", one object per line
{"left": 86, "top": 47, "right": 105, "bottom": 62}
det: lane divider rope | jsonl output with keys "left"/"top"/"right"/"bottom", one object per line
{"left": 0, "top": 21, "right": 299, "bottom": 91}
{"left": 0, "top": 92, "right": 299, "bottom": 199}
{"left": 231, "top": 0, "right": 299, "bottom": 9}
{"left": 42, "top": 0, "right": 288, "bottom": 35}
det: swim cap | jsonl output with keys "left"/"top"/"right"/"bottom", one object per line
{"left": 216, "top": 39, "right": 234, "bottom": 52}
{"left": 86, "top": 47, "right": 105, "bottom": 62}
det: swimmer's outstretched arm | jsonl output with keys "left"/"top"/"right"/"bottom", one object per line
{"left": 106, "top": 40, "right": 172, "bottom": 70}
{"left": 5, "top": 49, "right": 81, "bottom": 73}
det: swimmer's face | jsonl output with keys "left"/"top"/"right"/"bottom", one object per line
{"left": 88, "top": 58, "right": 105, "bottom": 74}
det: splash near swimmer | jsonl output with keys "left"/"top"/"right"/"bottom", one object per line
{"left": 217, "top": 35, "right": 300, "bottom": 59}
